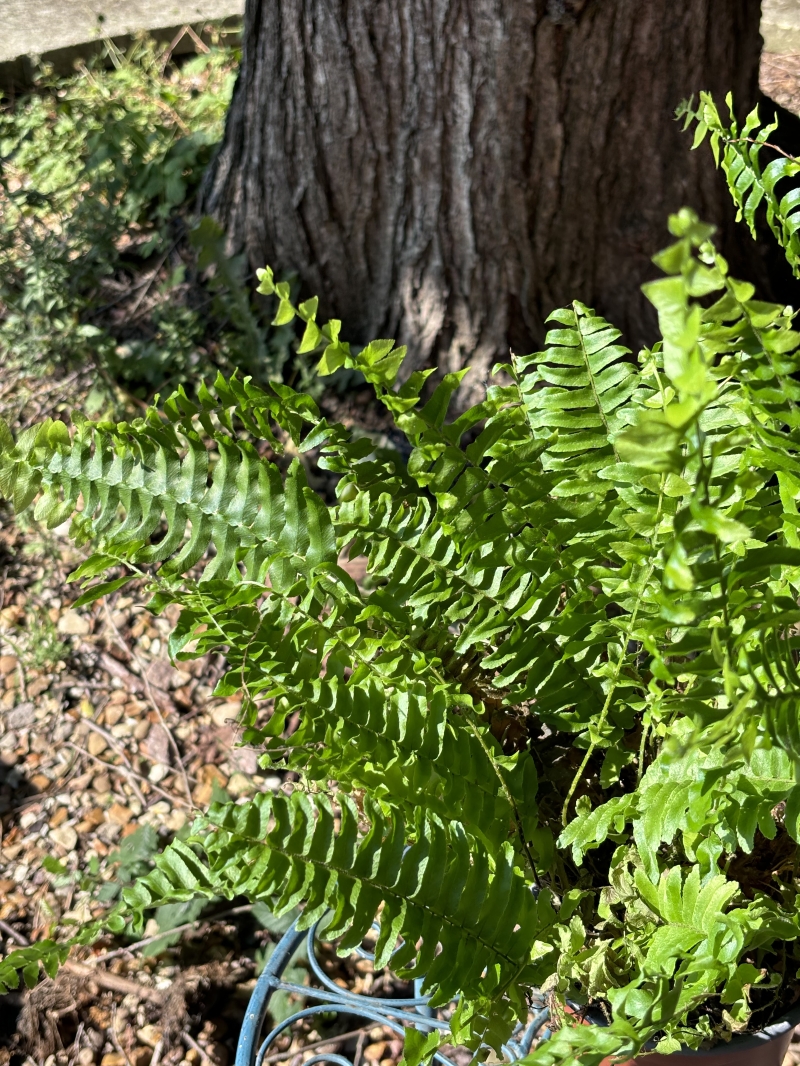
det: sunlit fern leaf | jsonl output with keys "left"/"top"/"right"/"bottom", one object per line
{"left": 680, "top": 91, "right": 800, "bottom": 274}
{"left": 123, "top": 791, "right": 554, "bottom": 1010}
{"left": 516, "top": 302, "right": 644, "bottom": 488}
{"left": 10, "top": 215, "right": 800, "bottom": 1063}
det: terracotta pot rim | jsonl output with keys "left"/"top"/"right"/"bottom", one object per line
{"left": 578, "top": 999, "right": 800, "bottom": 1056}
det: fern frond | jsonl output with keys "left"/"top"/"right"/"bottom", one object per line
{"left": 516, "top": 301, "right": 643, "bottom": 477}
{"left": 0, "top": 941, "right": 70, "bottom": 993}
{"left": 9, "top": 208, "right": 800, "bottom": 1056}
{"left": 680, "top": 92, "right": 800, "bottom": 275}
{"left": 124, "top": 792, "right": 554, "bottom": 1010}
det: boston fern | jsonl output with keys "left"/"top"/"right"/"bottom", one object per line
{"left": 678, "top": 91, "right": 800, "bottom": 277}
{"left": 6, "top": 193, "right": 800, "bottom": 1063}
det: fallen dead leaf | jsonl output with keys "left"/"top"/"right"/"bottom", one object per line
{"left": 193, "top": 764, "right": 227, "bottom": 805}
{"left": 106, "top": 803, "right": 133, "bottom": 826}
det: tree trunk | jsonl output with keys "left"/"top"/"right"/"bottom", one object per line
{"left": 203, "top": 0, "right": 764, "bottom": 398}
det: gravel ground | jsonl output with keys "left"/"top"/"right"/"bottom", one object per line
{"left": 0, "top": 367, "right": 266, "bottom": 1065}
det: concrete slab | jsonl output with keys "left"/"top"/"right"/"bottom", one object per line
{"left": 0, "top": 1, "right": 792, "bottom": 65}
{"left": 0, "top": 1, "right": 790, "bottom": 67}
{"left": 0, "top": 0, "right": 243, "bottom": 64}
{"left": 762, "top": 0, "right": 800, "bottom": 55}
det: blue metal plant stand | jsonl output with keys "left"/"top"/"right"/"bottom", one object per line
{"left": 235, "top": 918, "right": 552, "bottom": 1066}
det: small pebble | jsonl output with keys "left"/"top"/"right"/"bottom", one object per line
{"left": 163, "top": 809, "right": 187, "bottom": 832}
{"left": 87, "top": 734, "right": 108, "bottom": 756}
{"left": 103, "top": 705, "right": 124, "bottom": 727}
{"left": 57, "top": 610, "right": 91, "bottom": 636}
{"left": 106, "top": 802, "right": 133, "bottom": 826}
{"left": 227, "top": 772, "right": 254, "bottom": 798}
{"left": 137, "top": 1025, "right": 163, "bottom": 1049}
{"left": 100, "top": 1053, "right": 126, "bottom": 1066}
{"left": 133, "top": 719, "right": 150, "bottom": 740}
{"left": 50, "top": 807, "right": 68, "bottom": 828}
{"left": 211, "top": 702, "right": 240, "bottom": 727}
{"left": 12, "top": 864, "right": 29, "bottom": 883}
{"left": 50, "top": 825, "right": 78, "bottom": 852}
{"left": 0, "top": 656, "right": 18, "bottom": 676}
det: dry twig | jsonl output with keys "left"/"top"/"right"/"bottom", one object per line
{"left": 74, "top": 718, "right": 147, "bottom": 808}
{"left": 91, "top": 904, "right": 253, "bottom": 963}
{"left": 109, "top": 1005, "right": 134, "bottom": 1066}
{"left": 261, "top": 1027, "right": 373, "bottom": 1064}
{"left": 0, "top": 918, "right": 30, "bottom": 946}
{"left": 161, "top": 24, "right": 210, "bottom": 74}
{"left": 183, "top": 1031, "right": 214, "bottom": 1066}
{"left": 64, "top": 961, "right": 163, "bottom": 1004}
{"left": 65, "top": 740, "right": 192, "bottom": 809}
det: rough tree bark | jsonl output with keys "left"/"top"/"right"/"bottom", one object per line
{"left": 203, "top": 0, "right": 764, "bottom": 396}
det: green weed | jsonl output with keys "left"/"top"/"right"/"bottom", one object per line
{"left": 0, "top": 34, "right": 297, "bottom": 406}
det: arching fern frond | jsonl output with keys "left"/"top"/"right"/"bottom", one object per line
{"left": 679, "top": 91, "right": 800, "bottom": 275}
{"left": 515, "top": 301, "right": 643, "bottom": 477}
{"left": 124, "top": 791, "right": 555, "bottom": 1013}
{"left": 9, "top": 203, "right": 800, "bottom": 1062}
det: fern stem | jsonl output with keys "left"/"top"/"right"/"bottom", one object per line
{"left": 559, "top": 650, "right": 624, "bottom": 828}
{"left": 724, "top": 135, "right": 798, "bottom": 162}
{"left": 465, "top": 709, "right": 542, "bottom": 888}
{"left": 573, "top": 300, "right": 619, "bottom": 461}
{"left": 636, "top": 709, "right": 652, "bottom": 785}
{"left": 561, "top": 481, "right": 665, "bottom": 826}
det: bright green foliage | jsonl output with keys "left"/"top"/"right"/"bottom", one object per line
{"left": 124, "top": 790, "right": 549, "bottom": 1013}
{"left": 679, "top": 91, "right": 800, "bottom": 274}
{"left": 0, "top": 34, "right": 295, "bottom": 400}
{"left": 0, "top": 941, "right": 70, "bottom": 994}
{"left": 8, "top": 201, "right": 800, "bottom": 1061}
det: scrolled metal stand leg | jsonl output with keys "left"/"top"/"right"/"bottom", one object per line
{"left": 235, "top": 919, "right": 551, "bottom": 1066}
{"left": 236, "top": 923, "right": 307, "bottom": 1066}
